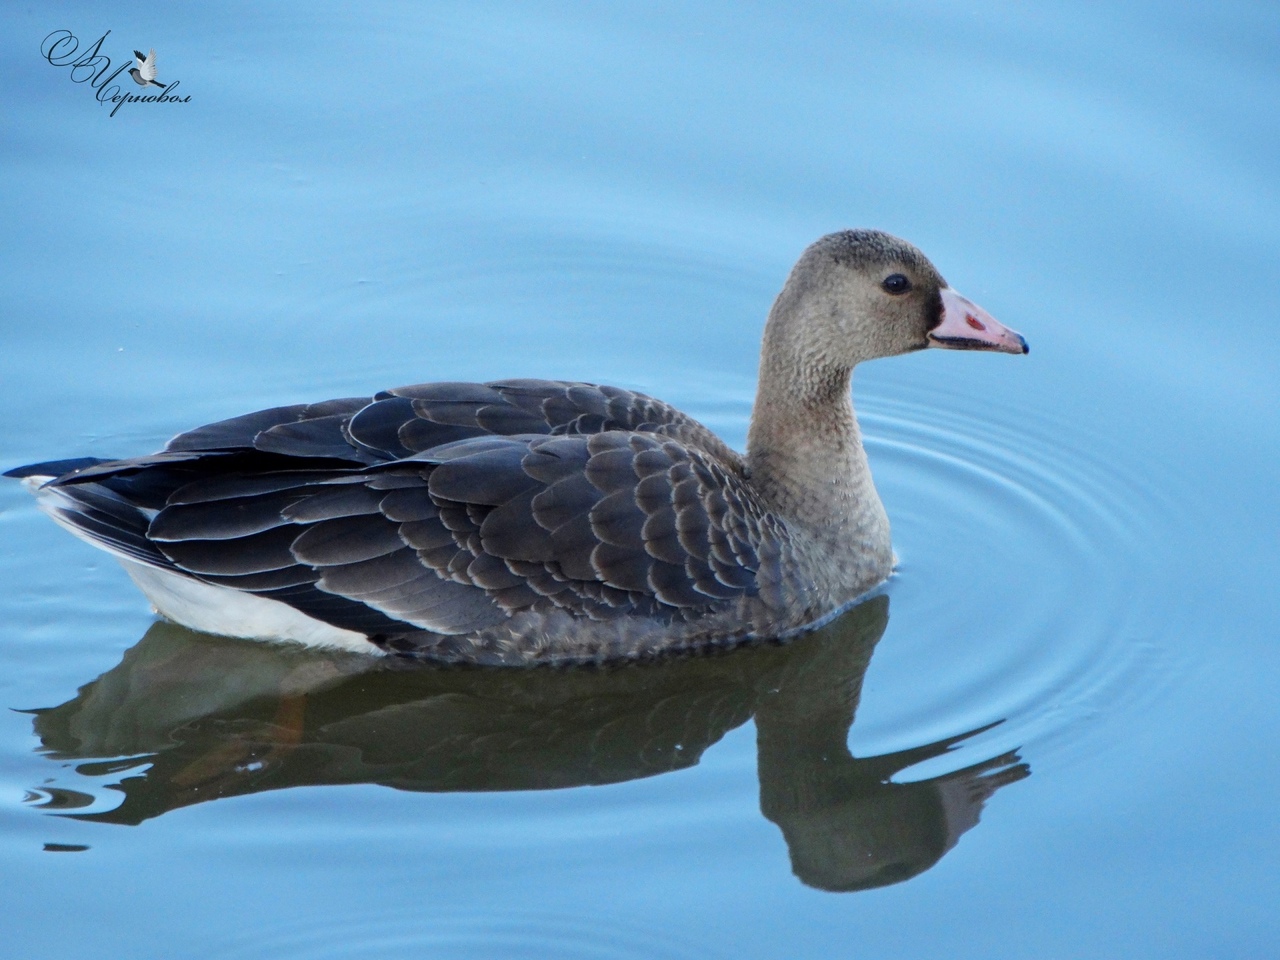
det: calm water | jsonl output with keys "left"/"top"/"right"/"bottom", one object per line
{"left": 3, "top": 2, "right": 1278, "bottom": 957}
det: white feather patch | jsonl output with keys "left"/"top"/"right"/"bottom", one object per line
{"left": 121, "top": 561, "right": 383, "bottom": 655}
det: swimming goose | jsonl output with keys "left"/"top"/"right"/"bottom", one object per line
{"left": 6, "top": 230, "right": 1027, "bottom": 665}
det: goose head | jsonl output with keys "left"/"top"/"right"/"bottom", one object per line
{"left": 766, "top": 230, "right": 1027, "bottom": 372}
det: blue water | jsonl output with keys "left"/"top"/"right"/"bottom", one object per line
{"left": 3, "top": 2, "right": 1278, "bottom": 956}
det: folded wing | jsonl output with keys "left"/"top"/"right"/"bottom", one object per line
{"left": 34, "top": 380, "right": 782, "bottom": 639}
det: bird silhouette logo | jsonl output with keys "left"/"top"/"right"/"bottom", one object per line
{"left": 128, "top": 48, "right": 166, "bottom": 89}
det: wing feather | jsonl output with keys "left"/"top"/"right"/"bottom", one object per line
{"left": 289, "top": 515, "right": 406, "bottom": 566}
{"left": 19, "top": 379, "right": 776, "bottom": 643}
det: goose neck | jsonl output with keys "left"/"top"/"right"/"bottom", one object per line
{"left": 746, "top": 357, "right": 881, "bottom": 535}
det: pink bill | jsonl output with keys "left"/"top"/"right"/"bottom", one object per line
{"left": 929, "top": 288, "right": 1028, "bottom": 355}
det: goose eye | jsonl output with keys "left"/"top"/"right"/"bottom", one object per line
{"left": 882, "top": 273, "right": 911, "bottom": 295}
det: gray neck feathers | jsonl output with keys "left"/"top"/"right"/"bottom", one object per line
{"left": 746, "top": 283, "right": 890, "bottom": 561}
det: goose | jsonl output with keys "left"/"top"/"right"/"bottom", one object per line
{"left": 5, "top": 230, "right": 1027, "bottom": 665}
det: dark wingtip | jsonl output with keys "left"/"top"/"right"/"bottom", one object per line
{"left": 4, "top": 457, "right": 112, "bottom": 480}
{"left": 1019, "top": 335, "right": 1030, "bottom": 355}
{"left": 134, "top": 50, "right": 146, "bottom": 60}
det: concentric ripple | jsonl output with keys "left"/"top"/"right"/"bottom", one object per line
{"left": 215, "top": 910, "right": 725, "bottom": 960}
{"left": 846, "top": 378, "right": 1188, "bottom": 775}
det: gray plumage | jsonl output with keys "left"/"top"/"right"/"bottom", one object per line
{"left": 6, "top": 231, "right": 1028, "bottom": 664}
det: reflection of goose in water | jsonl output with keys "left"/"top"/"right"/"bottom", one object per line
{"left": 27, "top": 597, "right": 1026, "bottom": 892}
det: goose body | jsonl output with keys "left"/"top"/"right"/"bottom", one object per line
{"left": 7, "top": 231, "right": 1027, "bottom": 665}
